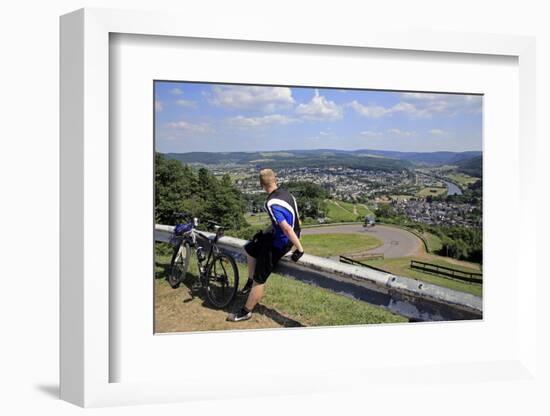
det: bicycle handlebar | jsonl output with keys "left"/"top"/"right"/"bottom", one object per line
{"left": 173, "top": 213, "right": 225, "bottom": 230}
{"left": 206, "top": 219, "right": 222, "bottom": 227}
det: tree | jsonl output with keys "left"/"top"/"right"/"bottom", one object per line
{"left": 283, "top": 181, "right": 329, "bottom": 220}
{"left": 155, "top": 153, "right": 247, "bottom": 230}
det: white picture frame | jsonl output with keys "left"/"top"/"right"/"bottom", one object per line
{"left": 60, "top": 7, "right": 537, "bottom": 408}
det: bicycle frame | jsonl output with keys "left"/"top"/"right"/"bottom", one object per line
{"left": 168, "top": 218, "right": 238, "bottom": 308}
{"left": 174, "top": 226, "right": 220, "bottom": 277}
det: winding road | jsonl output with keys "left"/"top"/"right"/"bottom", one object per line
{"left": 301, "top": 223, "right": 424, "bottom": 258}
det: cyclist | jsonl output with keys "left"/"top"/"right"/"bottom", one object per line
{"left": 227, "top": 168, "right": 304, "bottom": 322}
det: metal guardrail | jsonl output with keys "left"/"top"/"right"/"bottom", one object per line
{"left": 410, "top": 260, "right": 483, "bottom": 284}
{"left": 155, "top": 224, "right": 482, "bottom": 322}
{"left": 339, "top": 256, "right": 390, "bottom": 274}
{"left": 342, "top": 252, "right": 384, "bottom": 261}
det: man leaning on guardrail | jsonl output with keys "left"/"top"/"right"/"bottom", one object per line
{"left": 227, "top": 169, "right": 304, "bottom": 322}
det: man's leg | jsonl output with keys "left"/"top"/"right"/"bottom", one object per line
{"left": 226, "top": 280, "right": 263, "bottom": 322}
{"left": 244, "top": 281, "right": 264, "bottom": 311}
{"left": 247, "top": 253, "right": 256, "bottom": 280}
{"left": 240, "top": 253, "right": 256, "bottom": 294}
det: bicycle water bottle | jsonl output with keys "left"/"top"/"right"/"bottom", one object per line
{"left": 196, "top": 246, "right": 206, "bottom": 262}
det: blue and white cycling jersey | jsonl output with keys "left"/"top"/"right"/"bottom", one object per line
{"left": 264, "top": 188, "right": 301, "bottom": 249}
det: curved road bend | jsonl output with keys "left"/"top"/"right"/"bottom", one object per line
{"left": 301, "top": 224, "right": 424, "bottom": 258}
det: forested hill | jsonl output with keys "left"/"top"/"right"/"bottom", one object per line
{"left": 455, "top": 155, "right": 482, "bottom": 177}
{"left": 163, "top": 148, "right": 482, "bottom": 171}
{"left": 164, "top": 149, "right": 413, "bottom": 172}
{"left": 353, "top": 149, "right": 481, "bottom": 165}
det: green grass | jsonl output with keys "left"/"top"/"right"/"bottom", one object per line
{"left": 445, "top": 173, "right": 480, "bottom": 187}
{"left": 418, "top": 256, "right": 482, "bottom": 273}
{"left": 301, "top": 233, "right": 382, "bottom": 257}
{"left": 337, "top": 200, "right": 356, "bottom": 212}
{"left": 324, "top": 199, "right": 371, "bottom": 222}
{"left": 324, "top": 200, "right": 357, "bottom": 222}
{"left": 336, "top": 201, "right": 374, "bottom": 218}
{"left": 245, "top": 212, "right": 271, "bottom": 227}
{"left": 259, "top": 267, "right": 406, "bottom": 326}
{"left": 356, "top": 204, "right": 373, "bottom": 217}
{"left": 423, "top": 231, "right": 443, "bottom": 252}
{"left": 416, "top": 187, "right": 447, "bottom": 197}
{"left": 360, "top": 256, "right": 482, "bottom": 297}
{"left": 155, "top": 249, "right": 406, "bottom": 328}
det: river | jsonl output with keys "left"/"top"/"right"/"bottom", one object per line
{"left": 443, "top": 180, "right": 463, "bottom": 196}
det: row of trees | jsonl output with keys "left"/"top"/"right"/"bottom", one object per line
{"left": 155, "top": 153, "right": 247, "bottom": 230}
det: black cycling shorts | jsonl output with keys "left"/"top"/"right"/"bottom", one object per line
{"left": 244, "top": 235, "right": 292, "bottom": 284}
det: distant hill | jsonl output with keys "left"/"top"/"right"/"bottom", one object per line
{"left": 163, "top": 148, "right": 482, "bottom": 172}
{"left": 455, "top": 155, "right": 482, "bottom": 177}
{"left": 164, "top": 149, "right": 413, "bottom": 172}
{"left": 349, "top": 149, "right": 482, "bottom": 165}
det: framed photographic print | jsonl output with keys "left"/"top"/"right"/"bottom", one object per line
{"left": 60, "top": 7, "right": 537, "bottom": 408}
{"left": 152, "top": 80, "right": 483, "bottom": 334}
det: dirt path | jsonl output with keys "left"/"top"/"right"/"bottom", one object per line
{"left": 332, "top": 200, "right": 355, "bottom": 215}
{"left": 359, "top": 203, "right": 372, "bottom": 214}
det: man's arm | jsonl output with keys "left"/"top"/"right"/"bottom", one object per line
{"left": 279, "top": 220, "right": 303, "bottom": 253}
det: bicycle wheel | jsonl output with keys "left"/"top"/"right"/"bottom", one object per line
{"left": 205, "top": 253, "right": 239, "bottom": 308}
{"left": 168, "top": 241, "right": 191, "bottom": 289}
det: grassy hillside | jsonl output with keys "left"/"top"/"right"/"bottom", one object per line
{"left": 359, "top": 255, "right": 482, "bottom": 297}
{"left": 154, "top": 250, "right": 406, "bottom": 333}
{"left": 324, "top": 199, "right": 373, "bottom": 222}
{"left": 244, "top": 212, "right": 271, "bottom": 227}
{"left": 444, "top": 172, "right": 479, "bottom": 187}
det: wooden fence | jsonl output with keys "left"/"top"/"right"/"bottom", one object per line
{"left": 410, "top": 260, "right": 482, "bottom": 284}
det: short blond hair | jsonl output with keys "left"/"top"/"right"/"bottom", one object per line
{"left": 259, "top": 169, "right": 276, "bottom": 187}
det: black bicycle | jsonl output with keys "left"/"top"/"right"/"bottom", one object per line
{"left": 167, "top": 213, "right": 239, "bottom": 309}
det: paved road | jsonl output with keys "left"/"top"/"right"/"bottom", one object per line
{"left": 301, "top": 224, "right": 424, "bottom": 258}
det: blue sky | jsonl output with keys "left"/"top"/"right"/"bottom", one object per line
{"left": 154, "top": 81, "right": 482, "bottom": 153}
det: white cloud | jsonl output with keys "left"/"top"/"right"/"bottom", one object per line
{"left": 166, "top": 120, "right": 212, "bottom": 134}
{"left": 388, "top": 128, "right": 414, "bottom": 137}
{"left": 391, "top": 102, "right": 431, "bottom": 117}
{"left": 348, "top": 100, "right": 429, "bottom": 119}
{"left": 430, "top": 128, "right": 447, "bottom": 136}
{"left": 175, "top": 99, "right": 197, "bottom": 108}
{"left": 208, "top": 86, "right": 294, "bottom": 112}
{"left": 296, "top": 89, "right": 343, "bottom": 121}
{"left": 360, "top": 130, "right": 383, "bottom": 137}
{"left": 349, "top": 93, "right": 482, "bottom": 119}
{"left": 398, "top": 92, "right": 482, "bottom": 116}
{"left": 170, "top": 88, "right": 183, "bottom": 95}
{"left": 228, "top": 114, "right": 300, "bottom": 128}
{"left": 398, "top": 92, "right": 439, "bottom": 100}
{"left": 155, "top": 100, "right": 163, "bottom": 112}
{"left": 348, "top": 101, "right": 391, "bottom": 118}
